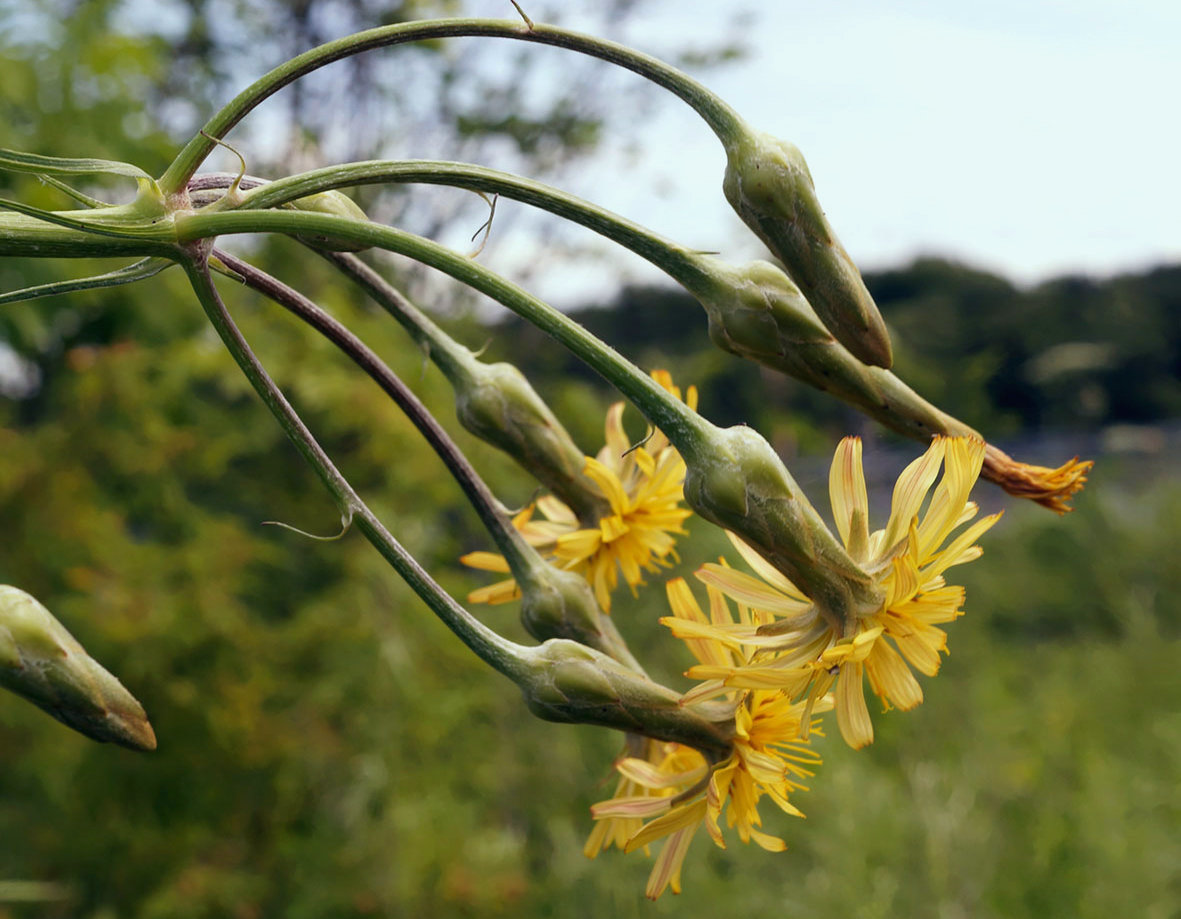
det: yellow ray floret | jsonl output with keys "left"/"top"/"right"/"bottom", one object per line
{"left": 461, "top": 371, "right": 695, "bottom": 613}
{"left": 679, "top": 435, "right": 1001, "bottom": 749}
{"left": 588, "top": 578, "right": 826, "bottom": 899}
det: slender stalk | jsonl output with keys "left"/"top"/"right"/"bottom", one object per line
{"left": 179, "top": 248, "right": 531, "bottom": 681}
{"left": 216, "top": 248, "right": 643, "bottom": 670}
{"left": 158, "top": 18, "right": 745, "bottom": 197}
{"left": 317, "top": 248, "right": 478, "bottom": 381}
{"left": 176, "top": 209, "right": 710, "bottom": 450}
{"left": 0, "top": 208, "right": 177, "bottom": 258}
{"left": 213, "top": 249, "right": 532, "bottom": 568}
{"left": 232, "top": 160, "right": 712, "bottom": 290}
{"left": 316, "top": 248, "right": 612, "bottom": 526}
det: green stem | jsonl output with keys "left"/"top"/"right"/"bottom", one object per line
{"left": 176, "top": 209, "right": 712, "bottom": 452}
{"left": 319, "top": 248, "right": 477, "bottom": 382}
{"left": 213, "top": 247, "right": 587, "bottom": 614}
{"left": 180, "top": 249, "right": 531, "bottom": 681}
{"left": 0, "top": 207, "right": 176, "bottom": 258}
{"left": 233, "top": 160, "right": 712, "bottom": 291}
{"left": 158, "top": 18, "right": 745, "bottom": 197}
{"left": 317, "top": 249, "right": 611, "bottom": 527}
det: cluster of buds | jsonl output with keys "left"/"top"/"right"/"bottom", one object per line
{"left": 0, "top": 10, "right": 1093, "bottom": 901}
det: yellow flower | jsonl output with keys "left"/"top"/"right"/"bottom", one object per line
{"left": 461, "top": 371, "right": 694, "bottom": 613}
{"left": 589, "top": 577, "right": 825, "bottom": 899}
{"left": 677, "top": 436, "right": 1001, "bottom": 749}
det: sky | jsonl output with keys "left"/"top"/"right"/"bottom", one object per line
{"left": 458, "top": 0, "right": 1180, "bottom": 304}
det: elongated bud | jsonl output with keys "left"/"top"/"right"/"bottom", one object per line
{"left": 680, "top": 424, "right": 883, "bottom": 627}
{"left": 290, "top": 189, "right": 371, "bottom": 252}
{"left": 690, "top": 257, "right": 884, "bottom": 408}
{"left": 0, "top": 586, "right": 156, "bottom": 751}
{"left": 723, "top": 130, "right": 892, "bottom": 368}
{"left": 452, "top": 358, "right": 608, "bottom": 525}
{"left": 694, "top": 259, "right": 963, "bottom": 440}
{"left": 517, "top": 639, "right": 732, "bottom": 760}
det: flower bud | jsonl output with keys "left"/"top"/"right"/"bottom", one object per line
{"left": 680, "top": 424, "right": 883, "bottom": 627}
{"left": 692, "top": 257, "right": 883, "bottom": 408}
{"left": 452, "top": 358, "right": 607, "bottom": 524}
{"left": 290, "top": 189, "right": 371, "bottom": 252}
{"left": 723, "top": 130, "right": 892, "bottom": 368}
{"left": 517, "top": 639, "right": 732, "bottom": 760}
{"left": 688, "top": 259, "right": 984, "bottom": 446}
{"left": 0, "top": 586, "right": 156, "bottom": 751}
{"left": 519, "top": 563, "right": 641, "bottom": 670}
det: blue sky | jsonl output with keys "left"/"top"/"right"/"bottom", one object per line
{"left": 462, "top": 0, "right": 1180, "bottom": 302}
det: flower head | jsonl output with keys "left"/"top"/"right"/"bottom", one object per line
{"left": 589, "top": 577, "right": 825, "bottom": 899}
{"left": 676, "top": 435, "right": 1000, "bottom": 749}
{"left": 462, "top": 371, "right": 694, "bottom": 613}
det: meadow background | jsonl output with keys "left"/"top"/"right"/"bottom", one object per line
{"left": 1, "top": 2, "right": 1177, "bottom": 917}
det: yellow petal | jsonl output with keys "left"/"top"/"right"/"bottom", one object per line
{"left": 458, "top": 551, "right": 511, "bottom": 573}
{"left": 626, "top": 798, "right": 707, "bottom": 854}
{"left": 922, "top": 511, "right": 1003, "bottom": 582}
{"left": 583, "top": 455, "right": 630, "bottom": 514}
{"left": 829, "top": 436, "right": 869, "bottom": 552}
{"left": 696, "top": 564, "right": 811, "bottom": 617}
{"left": 881, "top": 438, "right": 946, "bottom": 554}
{"left": 864, "top": 639, "right": 924, "bottom": 711}
{"left": 725, "top": 532, "right": 810, "bottom": 602}
{"left": 536, "top": 495, "right": 578, "bottom": 526}
{"left": 835, "top": 661, "right": 874, "bottom": 749}
{"left": 646, "top": 816, "right": 702, "bottom": 900}
{"left": 466, "top": 578, "right": 521, "bottom": 606}
{"left": 592, "top": 795, "right": 673, "bottom": 819}
{"left": 747, "top": 825, "right": 788, "bottom": 852}
{"left": 601, "top": 401, "right": 629, "bottom": 462}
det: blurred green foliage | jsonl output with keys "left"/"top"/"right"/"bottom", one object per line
{"left": 1, "top": 1, "right": 1178, "bottom": 916}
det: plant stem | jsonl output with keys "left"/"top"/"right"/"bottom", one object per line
{"left": 158, "top": 18, "right": 745, "bottom": 197}
{"left": 233, "top": 160, "right": 713, "bottom": 291}
{"left": 176, "top": 209, "right": 712, "bottom": 451}
{"left": 182, "top": 250, "right": 731, "bottom": 754}
{"left": 180, "top": 249, "right": 532, "bottom": 681}
{"left": 213, "top": 248, "right": 531, "bottom": 561}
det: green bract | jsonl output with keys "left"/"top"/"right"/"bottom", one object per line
{"left": 452, "top": 358, "right": 606, "bottom": 524}
{"left": 288, "top": 189, "right": 372, "bottom": 252}
{"left": 680, "top": 424, "right": 883, "bottom": 628}
{"left": 723, "top": 130, "right": 893, "bottom": 369}
{"left": 516, "top": 639, "right": 732, "bottom": 760}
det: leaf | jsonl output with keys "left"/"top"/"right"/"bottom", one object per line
{"left": 38, "top": 174, "right": 113, "bottom": 208}
{"left": 0, "top": 147, "right": 152, "bottom": 181}
{"left": 0, "top": 196, "right": 155, "bottom": 240}
{"left": 0, "top": 257, "right": 174, "bottom": 306}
